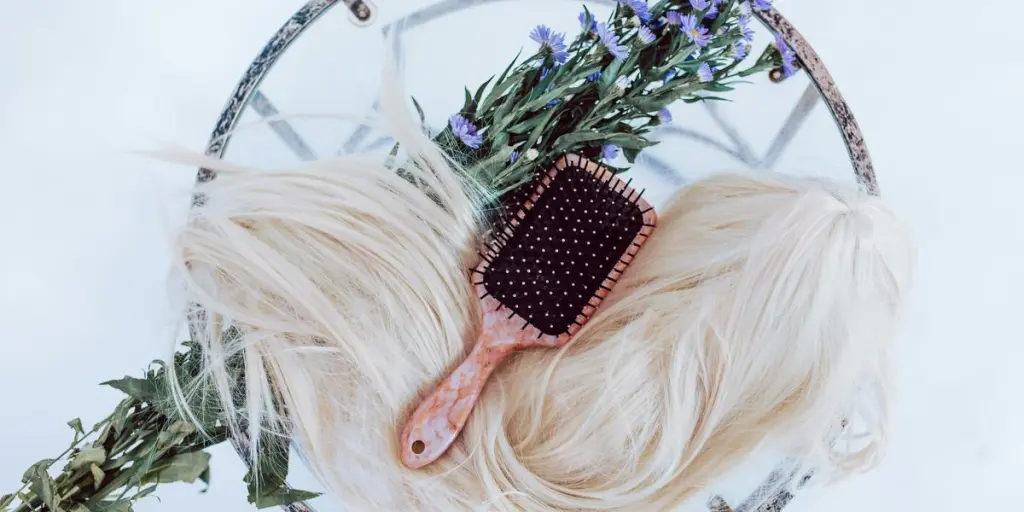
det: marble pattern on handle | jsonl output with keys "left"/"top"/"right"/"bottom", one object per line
{"left": 399, "top": 295, "right": 555, "bottom": 469}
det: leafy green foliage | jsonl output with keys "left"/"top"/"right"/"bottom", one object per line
{"left": 433, "top": 0, "right": 782, "bottom": 195}
{"left": 1, "top": 339, "right": 318, "bottom": 511}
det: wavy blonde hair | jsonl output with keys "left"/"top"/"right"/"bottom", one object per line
{"left": 169, "top": 61, "right": 914, "bottom": 511}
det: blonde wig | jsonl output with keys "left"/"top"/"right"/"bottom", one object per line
{"left": 169, "top": 62, "right": 914, "bottom": 511}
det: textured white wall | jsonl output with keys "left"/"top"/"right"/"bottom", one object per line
{"left": 0, "top": 0, "right": 1020, "bottom": 511}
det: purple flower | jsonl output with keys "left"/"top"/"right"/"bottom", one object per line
{"left": 587, "top": 70, "right": 602, "bottom": 82}
{"left": 597, "top": 23, "right": 629, "bottom": 60}
{"left": 754, "top": 0, "right": 773, "bottom": 10}
{"left": 697, "top": 62, "right": 715, "bottom": 82}
{"left": 733, "top": 41, "right": 748, "bottom": 60}
{"left": 530, "top": 25, "right": 570, "bottom": 64}
{"left": 773, "top": 32, "right": 798, "bottom": 77}
{"left": 739, "top": 15, "right": 755, "bottom": 42}
{"left": 680, "top": 14, "right": 712, "bottom": 47}
{"left": 739, "top": 1, "right": 753, "bottom": 16}
{"left": 449, "top": 114, "right": 483, "bottom": 149}
{"left": 510, "top": 151, "right": 520, "bottom": 163}
{"left": 601, "top": 144, "right": 620, "bottom": 160}
{"left": 690, "top": 0, "right": 711, "bottom": 10}
{"left": 666, "top": 11, "right": 683, "bottom": 26}
{"left": 638, "top": 25, "right": 656, "bottom": 45}
{"left": 706, "top": 0, "right": 721, "bottom": 19}
{"left": 578, "top": 11, "right": 597, "bottom": 32}
{"left": 773, "top": 32, "right": 789, "bottom": 49}
{"left": 620, "top": 0, "right": 653, "bottom": 23}
{"left": 657, "top": 108, "right": 673, "bottom": 124}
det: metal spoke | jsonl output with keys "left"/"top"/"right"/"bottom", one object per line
{"left": 759, "top": 83, "right": 820, "bottom": 170}
{"left": 249, "top": 91, "right": 319, "bottom": 161}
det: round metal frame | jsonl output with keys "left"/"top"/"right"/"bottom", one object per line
{"left": 191, "top": 2, "right": 879, "bottom": 511}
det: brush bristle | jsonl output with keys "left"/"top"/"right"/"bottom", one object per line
{"left": 477, "top": 156, "right": 648, "bottom": 336}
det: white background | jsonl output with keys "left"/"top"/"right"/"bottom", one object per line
{"left": 1, "top": 0, "right": 1022, "bottom": 510}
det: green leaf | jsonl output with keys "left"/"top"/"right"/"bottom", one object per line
{"left": 710, "top": 0, "right": 737, "bottom": 33}
{"left": 70, "top": 446, "right": 107, "bottom": 470}
{"left": 627, "top": 82, "right": 703, "bottom": 112}
{"left": 150, "top": 452, "right": 211, "bottom": 484}
{"left": 683, "top": 95, "right": 731, "bottom": 103}
{"left": 469, "top": 145, "right": 517, "bottom": 182}
{"left": 522, "top": 81, "right": 591, "bottom": 112}
{"left": 609, "top": 133, "right": 658, "bottom": 151}
{"left": 737, "top": 61, "right": 774, "bottom": 78}
{"left": 110, "top": 400, "right": 132, "bottom": 435}
{"left": 245, "top": 430, "right": 292, "bottom": 504}
{"left": 0, "top": 493, "right": 15, "bottom": 508}
{"left": 553, "top": 130, "right": 607, "bottom": 147}
{"left": 473, "top": 76, "right": 493, "bottom": 107}
{"left": 489, "top": 129, "right": 510, "bottom": 150}
{"left": 523, "top": 108, "right": 559, "bottom": 152}
{"left": 68, "top": 505, "right": 91, "bottom": 512}
{"left": 127, "top": 442, "right": 160, "bottom": 489}
{"left": 613, "top": 121, "right": 637, "bottom": 134}
{"left": 21, "top": 459, "right": 63, "bottom": 512}
{"left": 598, "top": 58, "right": 625, "bottom": 94}
{"left": 570, "top": 64, "right": 603, "bottom": 82}
{"left": 506, "top": 115, "right": 550, "bottom": 135}
{"left": 702, "top": 83, "right": 735, "bottom": 92}
{"left": 671, "top": 59, "right": 705, "bottom": 73}
{"left": 67, "top": 418, "right": 85, "bottom": 438}
{"left": 657, "top": 43, "right": 698, "bottom": 71}
{"left": 479, "top": 55, "right": 525, "bottom": 115}
{"left": 489, "top": 81, "right": 523, "bottom": 133}
{"left": 462, "top": 86, "right": 474, "bottom": 113}
{"left": 553, "top": 131, "right": 656, "bottom": 152}
{"left": 89, "top": 462, "right": 106, "bottom": 490}
{"left": 251, "top": 488, "right": 322, "bottom": 509}
{"left": 101, "top": 376, "right": 159, "bottom": 402}
{"left": 579, "top": 6, "right": 595, "bottom": 32}
{"left": 410, "top": 96, "right": 427, "bottom": 127}
{"left": 384, "top": 142, "right": 401, "bottom": 170}
{"left": 198, "top": 465, "right": 212, "bottom": 492}
{"left": 135, "top": 485, "right": 158, "bottom": 501}
{"left": 622, "top": 146, "right": 640, "bottom": 164}
{"left": 156, "top": 421, "right": 196, "bottom": 448}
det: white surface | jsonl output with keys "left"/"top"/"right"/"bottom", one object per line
{"left": 0, "top": 0, "right": 1021, "bottom": 511}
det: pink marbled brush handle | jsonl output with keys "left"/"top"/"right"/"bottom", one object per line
{"left": 399, "top": 296, "right": 561, "bottom": 469}
{"left": 398, "top": 331, "right": 505, "bottom": 469}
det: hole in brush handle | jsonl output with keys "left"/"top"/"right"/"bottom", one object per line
{"left": 411, "top": 440, "right": 425, "bottom": 454}
{"left": 399, "top": 340, "right": 503, "bottom": 468}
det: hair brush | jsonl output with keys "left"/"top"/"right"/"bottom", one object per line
{"left": 399, "top": 153, "right": 657, "bottom": 469}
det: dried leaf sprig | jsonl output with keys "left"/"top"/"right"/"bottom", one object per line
{"left": 1, "top": 336, "right": 319, "bottom": 512}
{"left": 1, "top": 343, "right": 226, "bottom": 512}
